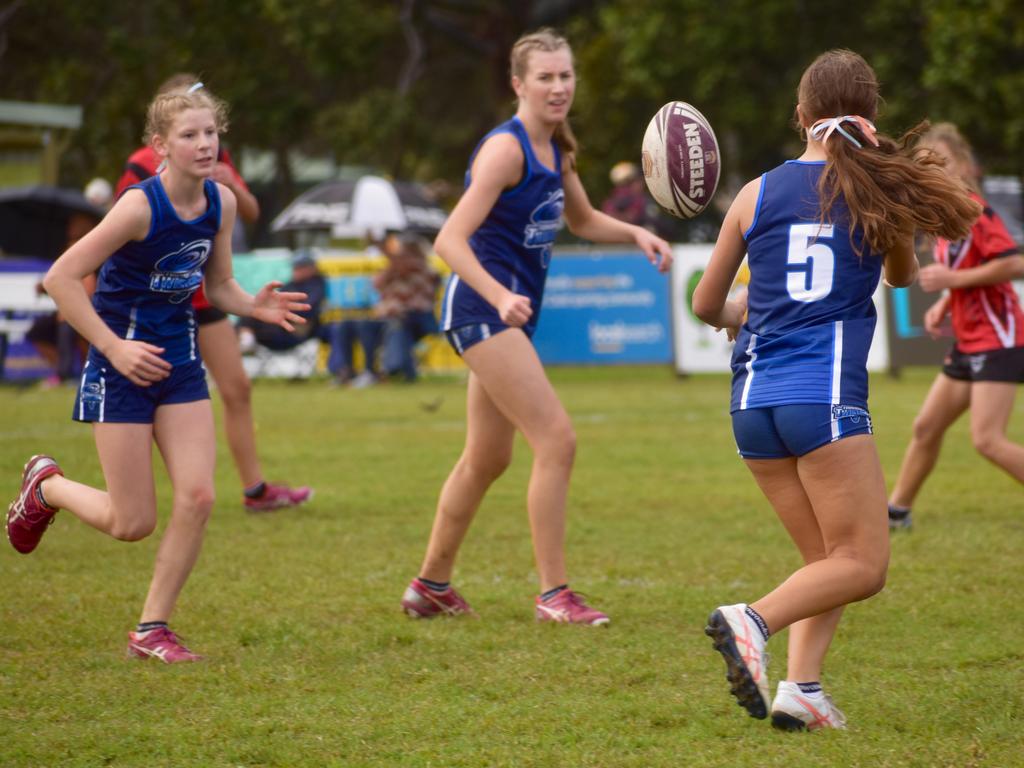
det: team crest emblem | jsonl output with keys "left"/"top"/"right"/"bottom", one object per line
{"left": 969, "top": 354, "right": 986, "bottom": 374}
{"left": 523, "top": 189, "right": 565, "bottom": 268}
{"left": 150, "top": 239, "right": 211, "bottom": 303}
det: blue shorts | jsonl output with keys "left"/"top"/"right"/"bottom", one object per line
{"left": 732, "top": 403, "right": 873, "bottom": 459}
{"left": 445, "top": 322, "right": 531, "bottom": 356}
{"left": 72, "top": 354, "right": 209, "bottom": 424}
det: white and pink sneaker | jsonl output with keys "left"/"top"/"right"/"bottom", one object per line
{"left": 401, "top": 578, "right": 474, "bottom": 618}
{"left": 705, "top": 603, "right": 770, "bottom": 719}
{"left": 535, "top": 589, "right": 609, "bottom": 626}
{"left": 771, "top": 681, "right": 847, "bottom": 731}
{"left": 127, "top": 627, "right": 202, "bottom": 664}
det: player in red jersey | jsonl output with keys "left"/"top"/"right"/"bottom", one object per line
{"left": 116, "top": 74, "right": 312, "bottom": 512}
{"left": 888, "top": 123, "right": 1024, "bottom": 529}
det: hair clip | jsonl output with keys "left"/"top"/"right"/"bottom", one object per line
{"left": 187, "top": 82, "right": 204, "bottom": 94}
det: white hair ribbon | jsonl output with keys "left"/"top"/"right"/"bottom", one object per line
{"left": 809, "top": 115, "right": 879, "bottom": 149}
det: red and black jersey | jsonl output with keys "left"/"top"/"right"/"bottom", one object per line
{"left": 115, "top": 146, "right": 250, "bottom": 312}
{"left": 935, "top": 194, "right": 1023, "bottom": 353}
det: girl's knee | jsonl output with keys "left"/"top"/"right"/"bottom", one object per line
{"left": 971, "top": 430, "right": 1003, "bottom": 462}
{"left": 110, "top": 514, "right": 157, "bottom": 542}
{"left": 462, "top": 450, "right": 512, "bottom": 486}
{"left": 219, "top": 374, "right": 252, "bottom": 408}
{"left": 175, "top": 485, "right": 216, "bottom": 524}
{"left": 911, "top": 414, "right": 945, "bottom": 445}
{"left": 538, "top": 420, "right": 576, "bottom": 467}
{"left": 853, "top": 556, "right": 888, "bottom": 599}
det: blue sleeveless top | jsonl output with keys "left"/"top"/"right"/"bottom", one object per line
{"left": 730, "top": 160, "right": 882, "bottom": 412}
{"left": 440, "top": 116, "right": 564, "bottom": 337}
{"left": 92, "top": 175, "right": 221, "bottom": 366}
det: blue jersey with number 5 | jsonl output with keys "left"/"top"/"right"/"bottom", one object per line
{"left": 730, "top": 160, "right": 881, "bottom": 412}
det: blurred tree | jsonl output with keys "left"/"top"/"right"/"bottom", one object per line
{"left": 0, "top": 0, "right": 1020, "bottom": 245}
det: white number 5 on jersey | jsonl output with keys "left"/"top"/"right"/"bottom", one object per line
{"left": 786, "top": 223, "right": 834, "bottom": 302}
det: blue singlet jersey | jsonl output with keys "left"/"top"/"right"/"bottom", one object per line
{"left": 730, "top": 160, "right": 882, "bottom": 412}
{"left": 92, "top": 175, "right": 221, "bottom": 366}
{"left": 440, "top": 116, "right": 565, "bottom": 337}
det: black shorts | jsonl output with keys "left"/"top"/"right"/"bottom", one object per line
{"left": 942, "top": 345, "right": 1024, "bottom": 383}
{"left": 195, "top": 306, "right": 228, "bottom": 326}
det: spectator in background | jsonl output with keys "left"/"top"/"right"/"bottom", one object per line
{"left": 373, "top": 233, "right": 440, "bottom": 382}
{"left": 27, "top": 210, "right": 99, "bottom": 386}
{"left": 601, "top": 161, "right": 653, "bottom": 228}
{"left": 238, "top": 250, "right": 326, "bottom": 352}
{"left": 328, "top": 234, "right": 440, "bottom": 387}
{"left": 83, "top": 177, "right": 114, "bottom": 213}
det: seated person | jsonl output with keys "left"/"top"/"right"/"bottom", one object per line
{"left": 374, "top": 233, "right": 440, "bottom": 382}
{"left": 328, "top": 234, "right": 439, "bottom": 387}
{"left": 238, "top": 250, "right": 326, "bottom": 351}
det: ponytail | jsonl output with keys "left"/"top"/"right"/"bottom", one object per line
{"left": 817, "top": 120, "right": 981, "bottom": 255}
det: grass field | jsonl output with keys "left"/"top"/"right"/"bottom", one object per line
{"left": 1, "top": 366, "right": 1021, "bottom": 767}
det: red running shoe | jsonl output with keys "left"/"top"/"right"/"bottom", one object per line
{"left": 243, "top": 482, "right": 313, "bottom": 512}
{"left": 127, "top": 627, "right": 202, "bottom": 663}
{"left": 401, "top": 578, "right": 474, "bottom": 618}
{"left": 7, "top": 454, "right": 63, "bottom": 554}
{"left": 535, "top": 589, "right": 610, "bottom": 626}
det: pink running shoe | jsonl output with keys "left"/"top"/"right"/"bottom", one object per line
{"left": 401, "top": 578, "right": 474, "bottom": 618}
{"left": 7, "top": 454, "right": 63, "bottom": 554}
{"left": 535, "top": 589, "right": 610, "bottom": 626}
{"left": 127, "top": 627, "right": 202, "bottom": 663}
{"left": 243, "top": 482, "right": 313, "bottom": 512}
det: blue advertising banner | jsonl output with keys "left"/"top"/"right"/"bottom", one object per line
{"left": 532, "top": 251, "right": 673, "bottom": 364}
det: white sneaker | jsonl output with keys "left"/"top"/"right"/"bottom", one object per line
{"left": 705, "top": 603, "right": 770, "bottom": 719}
{"left": 349, "top": 371, "right": 377, "bottom": 389}
{"left": 238, "top": 328, "right": 257, "bottom": 355}
{"left": 771, "top": 681, "right": 847, "bottom": 731}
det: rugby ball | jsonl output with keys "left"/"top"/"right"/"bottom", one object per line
{"left": 641, "top": 101, "right": 721, "bottom": 219}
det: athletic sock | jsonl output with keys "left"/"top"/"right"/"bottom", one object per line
{"left": 796, "top": 681, "right": 823, "bottom": 694}
{"left": 34, "top": 485, "right": 52, "bottom": 509}
{"left": 244, "top": 481, "right": 267, "bottom": 499}
{"left": 417, "top": 577, "right": 450, "bottom": 593}
{"left": 540, "top": 584, "right": 568, "bottom": 602}
{"left": 744, "top": 605, "right": 771, "bottom": 641}
{"left": 888, "top": 504, "right": 911, "bottom": 520}
{"left": 135, "top": 621, "right": 168, "bottom": 635}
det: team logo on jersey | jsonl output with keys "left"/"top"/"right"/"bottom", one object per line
{"left": 523, "top": 189, "right": 564, "bottom": 268}
{"left": 969, "top": 354, "right": 986, "bottom": 374}
{"left": 150, "top": 239, "right": 211, "bottom": 303}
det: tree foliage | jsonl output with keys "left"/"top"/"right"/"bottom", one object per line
{"left": 1, "top": 0, "right": 1020, "bottom": 232}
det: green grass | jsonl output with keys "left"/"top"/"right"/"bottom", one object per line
{"left": 1, "top": 367, "right": 1021, "bottom": 767}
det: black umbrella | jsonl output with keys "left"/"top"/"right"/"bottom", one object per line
{"left": 0, "top": 185, "right": 104, "bottom": 261}
{"left": 271, "top": 175, "right": 447, "bottom": 237}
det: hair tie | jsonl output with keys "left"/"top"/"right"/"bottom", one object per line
{"left": 810, "top": 115, "right": 879, "bottom": 148}
{"left": 187, "top": 82, "right": 204, "bottom": 94}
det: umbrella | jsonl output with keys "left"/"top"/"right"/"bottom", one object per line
{"left": 271, "top": 175, "right": 447, "bottom": 238}
{"left": 0, "top": 185, "right": 104, "bottom": 261}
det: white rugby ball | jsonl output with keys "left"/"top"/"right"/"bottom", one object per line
{"left": 641, "top": 101, "right": 721, "bottom": 219}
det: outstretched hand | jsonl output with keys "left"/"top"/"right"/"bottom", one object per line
{"left": 635, "top": 228, "right": 674, "bottom": 273}
{"left": 252, "top": 281, "right": 311, "bottom": 331}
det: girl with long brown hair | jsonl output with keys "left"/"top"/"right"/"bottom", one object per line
{"left": 888, "top": 123, "right": 1024, "bottom": 530}
{"left": 692, "top": 49, "right": 979, "bottom": 728}
{"left": 400, "top": 28, "right": 672, "bottom": 625}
